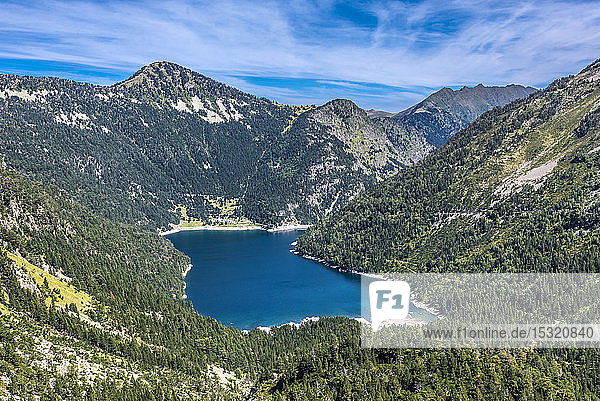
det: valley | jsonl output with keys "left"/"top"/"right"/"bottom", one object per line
{"left": 0, "top": 58, "right": 597, "bottom": 399}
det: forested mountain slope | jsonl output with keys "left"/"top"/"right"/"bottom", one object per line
{"left": 0, "top": 62, "right": 532, "bottom": 231}
{"left": 2, "top": 167, "right": 599, "bottom": 400}
{"left": 0, "top": 168, "right": 366, "bottom": 398}
{"left": 395, "top": 83, "right": 537, "bottom": 146}
{"left": 0, "top": 62, "right": 428, "bottom": 230}
{"left": 297, "top": 59, "right": 600, "bottom": 274}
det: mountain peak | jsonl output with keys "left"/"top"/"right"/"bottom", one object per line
{"left": 406, "top": 83, "right": 537, "bottom": 112}
{"left": 147, "top": 60, "right": 185, "bottom": 69}
{"left": 115, "top": 61, "right": 214, "bottom": 90}
{"left": 319, "top": 98, "right": 366, "bottom": 119}
{"left": 393, "top": 83, "right": 537, "bottom": 147}
{"left": 324, "top": 98, "right": 359, "bottom": 108}
{"left": 113, "top": 61, "right": 260, "bottom": 110}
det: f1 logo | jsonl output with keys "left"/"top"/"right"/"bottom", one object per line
{"left": 369, "top": 280, "right": 410, "bottom": 331}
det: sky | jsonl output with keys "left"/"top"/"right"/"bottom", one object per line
{"left": 0, "top": 0, "right": 599, "bottom": 111}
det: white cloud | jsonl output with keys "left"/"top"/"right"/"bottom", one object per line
{"left": 0, "top": 0, "right": 598, "bottom": 110}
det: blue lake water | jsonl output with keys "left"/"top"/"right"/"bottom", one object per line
{"left": 167, "top": 229, "right": 434, "bottom": 330}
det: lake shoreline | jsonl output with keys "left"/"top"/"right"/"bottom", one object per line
{"left": 160, "top": 224, "right": 263, "bottom": 236}
{"left": 253, "top": 313, "right": 430, "bottom": 334}
{"left": 181, "top": 263, "right": 193, "bottom": 299}
{"left": 160, "top": 223, "right": 310, "bottom": 236}
{"left": 255, "top": 316, "right": 322, "bottom": 333}
{"left": 293, "top": 251, "right": 441, "bottom": 317}
{"left": 292, "top": 251, "right": 387, "bottom": 280}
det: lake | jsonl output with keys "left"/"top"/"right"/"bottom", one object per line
{"left": 166, "top": 229, "right": 433, "bottom": 330}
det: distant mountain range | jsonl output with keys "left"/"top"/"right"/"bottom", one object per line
{"left": 0, "top": 61, "right": 534, "bottom": 230}
{"left": 297, "top": 59, "right": 600, "bottom": 275}
{"left": 394, "top": 83, "right": 537, "bottom": 146}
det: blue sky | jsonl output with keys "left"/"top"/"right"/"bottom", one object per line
{"left": 0, "top": 0, "right": 599, "bottom": 111}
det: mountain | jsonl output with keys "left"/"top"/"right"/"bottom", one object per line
{"left": 286, "top": 99, "right": 432, "bottom": 180}
{"left": 0, "top": 62, "right": 533, "bottom": 231}
{"left": 0, "top": 62, "right": 430, "bottom": 231}
{"left": 394, "top": 83, "right": 538, "bottom": 146}
{"left": 296, "top": 59, "right": 600, "bottom": 275}
{"left": 1, "top": 59, "right": 599, "bottom": 399}
{"left": 0, "top": 166, "right": 376, "bottom": 398}
{"left": 1, "top": 166, "right": 596, "bottom": 400}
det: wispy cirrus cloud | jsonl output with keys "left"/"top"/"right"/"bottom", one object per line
{"left": 0, "top": 0, "right": 598, "bottom": 111}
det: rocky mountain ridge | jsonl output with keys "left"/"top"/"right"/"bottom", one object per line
{"left": 394, "top": 83, "right": 537, "bottom": 146}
